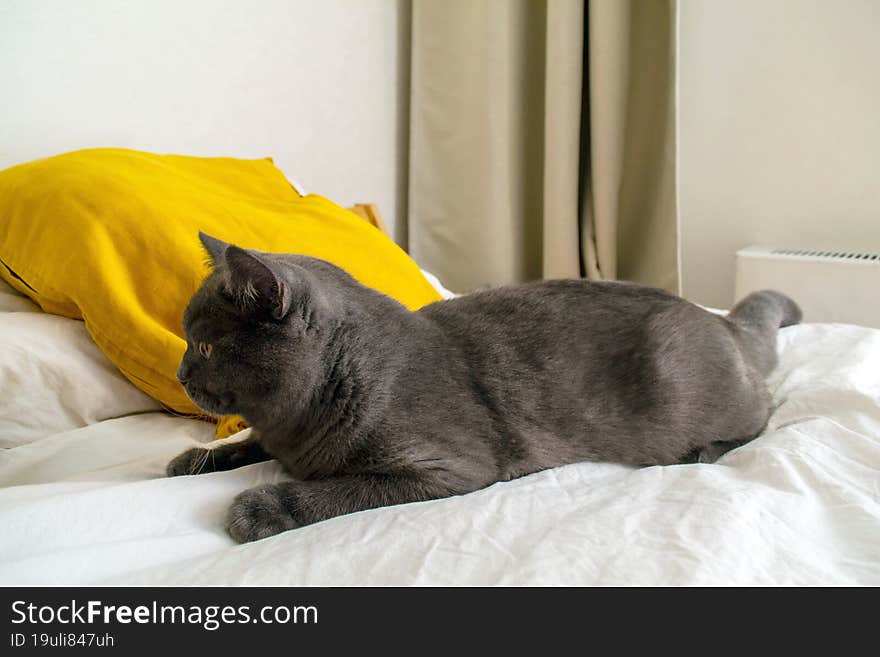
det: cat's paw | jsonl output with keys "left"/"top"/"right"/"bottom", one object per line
{"left": 226, "top": 485, "right": 301, "bottom": 543}
{"left": 165, "top": 447, "right": 210, "bottom": 477}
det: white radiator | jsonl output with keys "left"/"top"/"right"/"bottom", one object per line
{"left": 735, "top": 246, "right": 880, "bottom": 328}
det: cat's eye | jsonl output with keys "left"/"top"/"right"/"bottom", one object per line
{"left": 198, "top": 341, "right": 213, "bottom": 359}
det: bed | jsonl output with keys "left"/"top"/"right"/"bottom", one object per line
{"left": 1, "top": 241, "right": 878, "bottom": 586}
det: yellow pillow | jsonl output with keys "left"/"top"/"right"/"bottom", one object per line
{"left": 0, "top": 148, "right": 440, "bottom": 436}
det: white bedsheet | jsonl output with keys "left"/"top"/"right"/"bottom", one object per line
{"left": 0, "top": 280, "right": 878, "bottom": 585}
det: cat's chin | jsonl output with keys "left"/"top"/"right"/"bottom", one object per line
{"left": 184, "top": 387, "right": 238, "bottom": 417}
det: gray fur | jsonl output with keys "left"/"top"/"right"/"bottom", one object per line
{"left": 167, "top": 233, "right": 801, "bottom": 543}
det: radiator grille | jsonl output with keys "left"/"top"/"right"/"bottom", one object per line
{"left": 769, "top": 248, "right": 880, "bottom": 261}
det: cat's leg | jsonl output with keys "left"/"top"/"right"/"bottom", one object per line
{"left": 166, "top": 432, "right": 270, "bottom": 477}
{"left": 679, "top": 435, "right": 759, "bottom": 464}
{"left": 226, "top": 474, "right": 448, "bottom": 543}
{"left": 695, "top": 437, "right": 755, "bottom": 463}
{"left": 684, "top": 383, "right": 772, "bottom": 464}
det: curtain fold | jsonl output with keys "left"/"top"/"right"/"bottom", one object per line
{"left": 409, "top": 0, "right": 679, "bottom": 294}
{"left": 583, "top": 0, "right": 679, "bottom": 292}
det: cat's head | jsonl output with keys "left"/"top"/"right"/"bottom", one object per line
{"left": 176, "top": 232, "right": 335, "bottom": 422}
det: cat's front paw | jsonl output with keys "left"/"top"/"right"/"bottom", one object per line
{"left": 166, "top": 447, "right": 210, "bottom": 477}
{"left": 226, "top": 485, "right": 301, "bottom": 543}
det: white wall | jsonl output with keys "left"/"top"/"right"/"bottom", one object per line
{"left": 0, "top": 0, "right": 409, "bottom": 240}
{"left": 680, "top": 0, "right": 880, "bottom": 308}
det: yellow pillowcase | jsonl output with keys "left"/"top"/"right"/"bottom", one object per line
{"left": 0, "top": 148, "right": 440, "bottom": 436}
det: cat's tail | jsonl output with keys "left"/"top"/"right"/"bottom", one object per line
{"left": 728, "top": 290, "right": 802, "bottom": 376}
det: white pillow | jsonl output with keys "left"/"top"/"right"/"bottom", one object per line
{"left": 419, "top": 269, "right": 458, "bottom": 299}
{"left": 0, "top": 276, "right": 41, "bottom": 313}
{"left": 0, "top": 280, "right": 160, "bottom": 447}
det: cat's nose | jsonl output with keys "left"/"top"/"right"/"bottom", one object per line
{"left": 176, "top": 364, "right": 191, "bottom": 385}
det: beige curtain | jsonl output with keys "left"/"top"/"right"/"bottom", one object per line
{"left": 408, "top": 0, "right": 679, "bottom": 294}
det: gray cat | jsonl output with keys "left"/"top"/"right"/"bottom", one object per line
{"left": 167, "top": 233, "right": 801, "bottom": 543}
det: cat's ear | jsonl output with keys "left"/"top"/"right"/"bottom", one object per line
{"left": 224, "top": 246, "right": 291, "bottom": 320}
{"left": 199, "top": 232, "right": 230, "bottom": 266}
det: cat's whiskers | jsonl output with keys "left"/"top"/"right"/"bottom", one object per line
{"left": 187, "top": 450, "right": 199, "bottom": 475}
{"left": 199, "top": 448, "right": 211, "bottom": 474}
{"left": 190, "top": 448, "right": 210, "bottom": 475}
